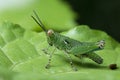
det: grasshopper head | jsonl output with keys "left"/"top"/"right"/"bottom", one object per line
{"left": 47, "top": 29, "right": 54, "bottom": 36}
{"left": 47, "top": 29, "right": 55, "bottom": 46}
{"left": 97, "top": 40, "right": 105, "bottom": 49}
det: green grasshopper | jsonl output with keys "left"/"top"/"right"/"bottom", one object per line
{"left": 31, "top": 11, "right": 105, "bottom": 71}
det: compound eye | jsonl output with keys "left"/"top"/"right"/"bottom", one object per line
{"left": 47, "top": 29, "right": 54, "bottom": 36}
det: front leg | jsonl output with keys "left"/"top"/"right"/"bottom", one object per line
{"left": 45, "top": 48, "right": 56, "bottom": 69}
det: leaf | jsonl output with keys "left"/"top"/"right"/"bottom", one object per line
{"left": 0, "top": 49, "right": 12, "bottom": 68}
{"left": 0, "top": 0, "right": 77, "bottom": 31}
{"left": 0, "top": 23, "right": 120, "bottom": 80}
{"left": 0, "top": 22, "right": 25, "bottom": 47}
{"left": 0, "top": 22, "right": 25, "bottom": 68}
{"left": 0, "top": 66, "right": 15, "bottom": 80}
{"left": 2, "top": 39, "right": 40, "bottom": 64}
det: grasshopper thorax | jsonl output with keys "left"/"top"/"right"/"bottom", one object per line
{"left": 47, "top": 29, "right": 54, "bottom": 36}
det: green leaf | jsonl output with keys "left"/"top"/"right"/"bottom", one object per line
{"left": 0, "top": 22, "right": 25, "bottom": 68}
{"left": 0, "top": 23, "right": 120, "bottom": 80}
{"left": 2, "top": 39, "right": 40, "bottom": 64}
{"left": 0, "top": 22, "right": 25, "bottom": 47}
{"left": 0, "top": 0, "right": 77, "bottom": 31}
{"left": 0, "top": 66, "right": 15, "bottom": 80}
{"left": 0, "top": 49, "right": 12, "bottom": 68}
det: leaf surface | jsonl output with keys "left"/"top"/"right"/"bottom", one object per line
{"left": 0, "top": 23, "right": 119, "bottom": 80}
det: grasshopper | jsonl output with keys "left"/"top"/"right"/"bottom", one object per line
{"left": 31, "top": 11, "right": 105, "bottom": 71}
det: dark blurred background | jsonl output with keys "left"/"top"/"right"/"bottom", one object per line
{"left": 64, "top": 0, "right": 120, "bottom": 42}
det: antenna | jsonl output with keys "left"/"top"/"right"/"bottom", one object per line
{"left": 31, "top": 10, "right": 47, "bottom": 32}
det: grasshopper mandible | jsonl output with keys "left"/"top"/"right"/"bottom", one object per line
{"left": 31, "top": 11, "right": 105, "bottom": 71}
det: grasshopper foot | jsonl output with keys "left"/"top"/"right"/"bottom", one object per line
{"left": 45, "top": 64, "right": 50, "bottom": 69}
